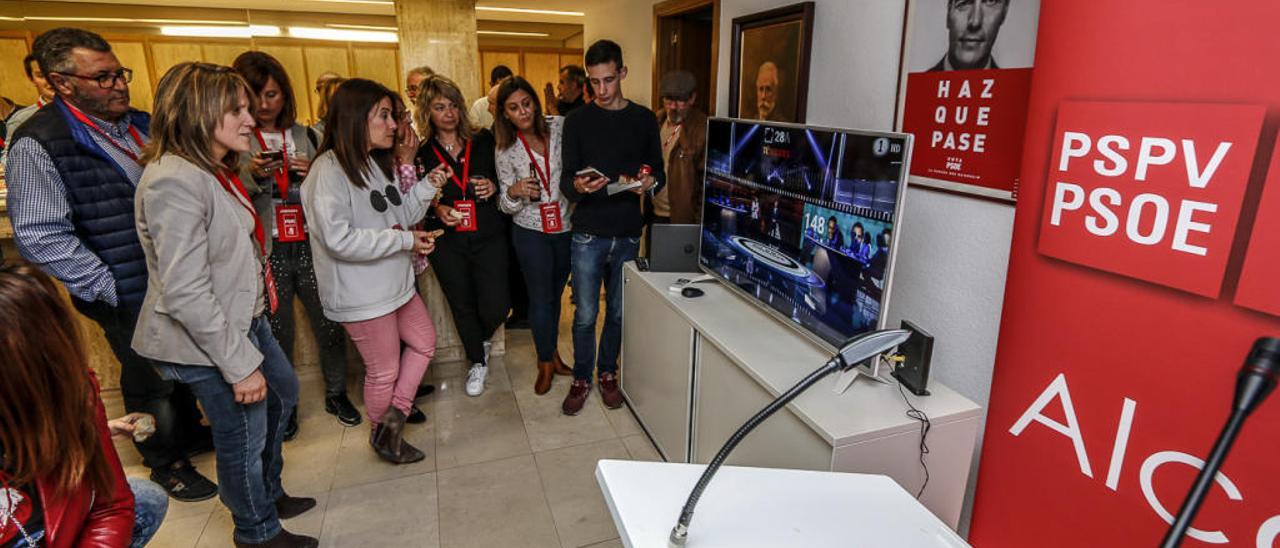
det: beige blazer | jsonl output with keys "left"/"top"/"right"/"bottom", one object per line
{"left": 131, "top": 154, "right": 266, "bottom": 384}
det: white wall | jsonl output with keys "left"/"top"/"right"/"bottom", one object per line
{"left": 584, "top": 0, "right": 1017, "bottom": 536}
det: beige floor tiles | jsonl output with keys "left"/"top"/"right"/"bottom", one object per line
{"left": 148, "top": 511, "right": 212, "bottom": 548}
{"left": 437, "top": 454, "right": 561, "bottom": 548}
{"left": 581, "top": 539, "right": 624, "bottom": 548}
{"left": 320, "top": 473, "right": 440, "bottom": 548}
{"left": 533, "top": 439, "right": 632, "bottom": 548}
{"left": 514, "top": 376, "right": 618, "bottom": 453}
{"left": 620, "top": 434, "right": 663, "bottom": 462}
{"left": 603, "top": 405, "right": 644, "bottom": 438}
{"left": 328, "top": 414, "right": 437, "bottom": 490}
{"left": 432, "top": 371, "right": 532, "bottom": 470}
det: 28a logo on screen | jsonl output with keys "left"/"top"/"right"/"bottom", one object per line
{"left": 1037, "top": 100, "right": 1278, "bottom": 313}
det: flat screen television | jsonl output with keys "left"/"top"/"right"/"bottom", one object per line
{"left": 698, "top": 118, "right": 912, "bottom": 351}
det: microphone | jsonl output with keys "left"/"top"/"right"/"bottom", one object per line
{"left": 668, "top": 328, "right": 911, "bottom": 547}
{"left": 1161, "top": 337, "right": 1280, "bottom": 548}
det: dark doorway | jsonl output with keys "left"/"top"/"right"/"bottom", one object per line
{"left": 653, "top": 0, "right": 718, "bottom": 116}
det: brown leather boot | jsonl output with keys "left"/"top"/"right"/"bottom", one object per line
{"left": 553, "top": 350, "right": 573, "bottom": 376}
{"left": 535, "top": 359, "right": 555, "bottom": 395}
{"left": 371, "top": 408, "right": 425, "bottom": 464}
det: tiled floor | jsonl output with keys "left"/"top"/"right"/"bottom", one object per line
{"left": 105, "top": 321, "right": 661, "bottom": 548}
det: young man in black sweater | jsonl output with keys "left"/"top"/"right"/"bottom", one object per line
{"left": 559, "top": 39, "right": 666, "bottom": 415}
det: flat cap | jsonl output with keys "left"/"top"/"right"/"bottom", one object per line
{"left": 659, "top": 70, "right": 697, "bottom": 98}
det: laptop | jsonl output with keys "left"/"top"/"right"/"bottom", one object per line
{"left": 649, "top": 223, "right": 702, "bottom": 273}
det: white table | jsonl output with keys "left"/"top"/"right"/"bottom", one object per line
{"left": 596, "top": 459, "right": 970, "bottom": 548}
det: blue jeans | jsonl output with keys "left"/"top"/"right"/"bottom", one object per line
{"left": 512, "top": 226, "right": 572, "bottom": 362}
{"left": 154, "top": 316, "right": 299, "bottom": 544}
{"left": 129, "top": 477, "right": 168, "bottom": 547}
{"left": 570, "top": 232, "right": 640, "bottom": 380}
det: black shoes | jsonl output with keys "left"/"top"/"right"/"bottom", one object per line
{"left": 370, "top": 408, "right": 425, "bottom": 465}
{"left": 233, "top": 529, "right": 319, "bottom": 548}
{"left": 151, "top": 460, "right": 218, "bottom": 502}
{"left": 275, "top": 493, "right": 318, "bottom": 520}
{"left": 324, "top": 393, "right": 363, "bottom": 427}
{"left": 407, "top": 405, "right": 427, "bottom": 424}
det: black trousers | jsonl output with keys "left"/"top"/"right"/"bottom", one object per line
{"left": 267, "top": 240, "right": 348, "bottom": 396}
{"left": 73, "top": 298, "right": 208, "bottom": 470}
{"left": 432, "top": 231, "right": 511, "bottom": 365}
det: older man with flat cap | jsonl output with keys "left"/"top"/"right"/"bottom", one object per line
{"left": 649, "top": 70, "right": 707, "bottom": 243}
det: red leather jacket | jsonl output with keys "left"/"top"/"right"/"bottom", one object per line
{"left": 38, "top": 373, "right": 136, "bottom": 547}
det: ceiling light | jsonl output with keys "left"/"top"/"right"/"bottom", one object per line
{"left": 476, "top": 6, "right": 585, "bottom": 17}
{"left": 308, "top": 0, "right": 394, "bottom": 4}
{"left": 477, "top": 30, "right": 552, "bottom": 37}
{"left": 26, "top": 16, "right": 248, "bottom": 25}
{"left": 288, "top": 26, "right": 398, "bottom": 43}
{"left": 160, "top": 25, "right": 280, "bottom": 38}
{"left": 325, "top": 23, "right": 399, "bottom": 32}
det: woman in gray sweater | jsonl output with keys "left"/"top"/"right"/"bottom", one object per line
{"left": 302, "top": 79, "right": 446, "bottom": 464}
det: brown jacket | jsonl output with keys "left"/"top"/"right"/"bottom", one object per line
{"left": 655, "top": 107, "right": 707, "bottom": 224}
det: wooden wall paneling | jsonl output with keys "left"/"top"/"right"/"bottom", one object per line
{"left": 256, "top": 45, "right": 312, "bottom": 125}
{"left": 202, "top": 42, "right": 251, "bottom": 67}
{"left": 149, "top": 41, "right": 204, "bottom": 82}
{"left": 112, "top": 41, "right": 154, "bottom": 113}
{"left": 0, "top": 37, "right": 33, "bottom": 104}
{"left": 522, "top": 51, "right": 561, "bottom": 102}
{"left": 302, "top": 45, "right": 350, "bottom": 122}
{"left": 480, "top": 50, "right": 521, "bottom": 99}
{"left": 350, "top": 47, "right": 400, "bottom": 101}
{"left": 559, "top": 53, "right": 580, "bottom": 71}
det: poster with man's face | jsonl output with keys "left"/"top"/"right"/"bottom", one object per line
{"left": 898, "top": 0, "right": 1041, "bottom": 200}
{"left": 737, "top": 21, "right": 804, "bottom": 122}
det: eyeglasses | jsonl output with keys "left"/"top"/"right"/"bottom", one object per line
{"left": 369, "top": 185, "right": 403, "bottom": 213}
{"left": 55, "top": 68, "right": 133, "bottom": 89}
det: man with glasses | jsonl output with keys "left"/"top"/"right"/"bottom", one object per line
{"left": 5, "top": 27, "right": 218, "bottom": 502}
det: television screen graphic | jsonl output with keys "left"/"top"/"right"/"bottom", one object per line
{"left": 699, "top": 118, "right": 911, "bottom": 348}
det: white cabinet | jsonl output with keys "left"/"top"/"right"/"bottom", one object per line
{"left": 620, "top": 263, "right": 982, "bottom": 529}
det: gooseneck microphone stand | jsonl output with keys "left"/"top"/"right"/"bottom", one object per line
{"left": 1160, "top": 337, "right": 1280, "bottom": 548}
{"left": 667, "top": 329, "right": 912, "bottom": 547}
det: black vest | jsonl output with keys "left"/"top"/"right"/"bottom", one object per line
{"left": 11, "top": 98, "right": 151, "bottom": 310}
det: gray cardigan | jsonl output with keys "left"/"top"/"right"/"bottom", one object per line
{"left": 302, "top": 151, "right": 438, "bottom": 323}
{"left": 132, "top": 154, "right": 265, "bottom": 384}
{"left": 238, "top": 124, "right": 318, "bottom": 255}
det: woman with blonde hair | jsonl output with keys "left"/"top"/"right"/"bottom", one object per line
{"left": 131, "top": 62, "right": 315, "bottom": 548}
{"left": 414, "top": 74, "right": 509, "bottom": 397}
{"left": 304, "top": 78, "right": 446, "bottom": 464}
{"left": 312, "top": 75, "right": 345, "bottom": 138}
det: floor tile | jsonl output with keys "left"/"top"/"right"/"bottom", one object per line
{"left": 329, "top": 410, "right": 436, "bottom": 489}
{"left": 514, "top": 376, "right": 616, "bottom": 453}
{"left": 433, "top": 370, "right": 532, "bottom": 470}
{"left": 197, "top": 492, "right": 327, "bottom": 547}
{"left": 533, "top": 440, "right": 628, "bottom": 548}
{"left": 620, "top": 434, "right": 663, "bottom": 462}
{"left": 150, "top": 511, "right": 212, "bottom": 548}
{"left": 603, "top": 405, "right": 643, "bottom": 438}
{"left": 437, "top": 454, "right": 560, "bottom": 548}
{"left": 581, "top": 539, "right": 624, "bottom": 548}
{"left": 321, "top": 473, "right": 439, "bottom": 548}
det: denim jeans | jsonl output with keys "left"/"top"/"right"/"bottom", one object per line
{"left": 512, "top": 225, "right": 572, "bottom": 362}
{"left": 154, "top": 316, "right": 299, "bottom": 544}
{"left": 570, "top": 232, "right": 640, "bottom": 380}
{"left": 128, "top": 477, "right": 169, "bottom": 547}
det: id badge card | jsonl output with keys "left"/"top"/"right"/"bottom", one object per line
{"left": 539, "top": 202, "right": 563, "bottom": 233}
{"left": 275, "top": 204, "right": 306, "bottom": 242}
{"left": 264, "top": 263, "right": 279, "bottom": 314}
{"left": 454, "top": 200, "right": 478, "bottom": 232}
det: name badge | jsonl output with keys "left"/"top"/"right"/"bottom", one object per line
{"left": 275, "top": 204, "right": 306, "bottom": 242}
{"left": 454, "top": 200, "right": 478, "bottom": 232}
{"left": 539, "top": 202, "right": 563, "bottom": 233}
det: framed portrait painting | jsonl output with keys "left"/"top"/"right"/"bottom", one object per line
{"left": 729, "top": 2, "right": 815, "bottom": 123}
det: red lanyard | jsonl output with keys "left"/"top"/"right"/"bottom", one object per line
{"left": 663, "top": 122, "right": 683, "bottom": 152}
{"left": 517, "top": 132, "right": 552, "bottom": 194}
{"left": 65, "top": 101, "right": 144, "bottom": 163}
{"left": 431, "top": 139, "right": 472, "bottom": 195}
{"left": 214, "top": 170, "right": 267, "bottom": 259}
{"left": 253, "top": 128, "right": 292, "bottom": 197}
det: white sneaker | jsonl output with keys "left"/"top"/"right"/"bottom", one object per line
{"left": 465, "top": 364, "right": 487, "bottom": 397}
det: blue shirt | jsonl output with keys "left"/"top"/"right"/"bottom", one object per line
{"left": 4, "top": 106, "right": 147, "bottom": 306}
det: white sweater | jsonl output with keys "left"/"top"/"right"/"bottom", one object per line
{"left": 302, "top": 151, "right": 438, "bottom": 323}
{"left": 496, "top": 116, "right": 572, "bottom": 232}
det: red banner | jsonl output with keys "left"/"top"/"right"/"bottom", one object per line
{"left": 971, "top": 1, "right": 1280, "bottom": 546}
{"left": 900, "top": 69, "right": 1031, "bottom": 196}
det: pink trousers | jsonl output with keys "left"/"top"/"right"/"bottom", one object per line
{"left": 342, "top": 296, "right": 436, "bottom": 424}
